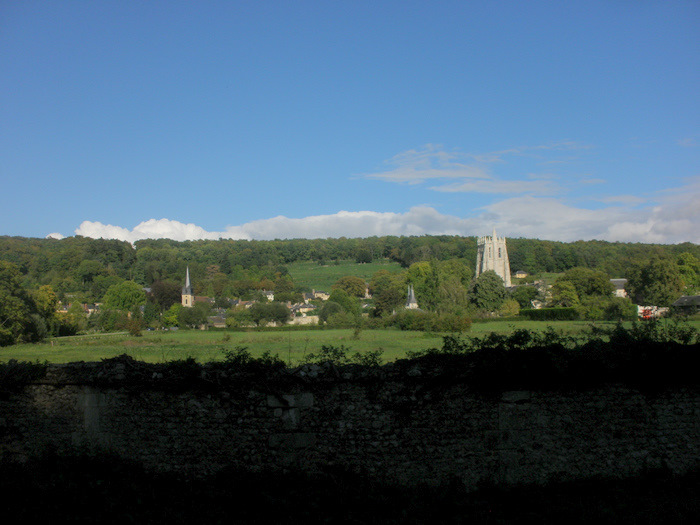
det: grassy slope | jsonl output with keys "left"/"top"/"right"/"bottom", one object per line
{"left": 286, "top": 259, "right": 403, "bottom": 291}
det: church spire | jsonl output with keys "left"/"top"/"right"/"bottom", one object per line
{"left": 182, "top": 266, "right": 194, "bottom": 307}
{"left": 183, "top": 266, "right": 192, "bottom": 294}
{"left": 405, "top": 284, "right": 419, "bottom": 309}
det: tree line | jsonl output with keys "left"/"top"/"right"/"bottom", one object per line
{"left": 2, "top": 234, "right": 698, "bottom": 294}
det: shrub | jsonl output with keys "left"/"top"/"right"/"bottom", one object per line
{"left": 351, "top": 349, "right": 384, "bottom": 367}
{"left": 389, "top": 310, "right": 471, "bottom": 332}
{"left": 304, "top": 344, "right": 352, "bottom": 365}
{"left": 499, "top": 299, "right": 520, "bottom": 318}
{"left": 0, "top": 360, "right": 48, "bottom": 391}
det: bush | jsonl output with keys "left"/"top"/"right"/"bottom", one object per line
{"left": 389, "top": 310, "right": 471, "bottom": 332}
{"left": 406, "top": 321, "right": 700, "bottom": 391}
{"left": 499, "top": 299, "right": 520, "bottom": 318}
{"left": 303, "top": 344, "right": 384, "bottom": 367}
{"left": 0, "top": 359, "right": 48, "bottom": 391}
{"left": 304, "top": 344, "right": 352, "bottom": 365}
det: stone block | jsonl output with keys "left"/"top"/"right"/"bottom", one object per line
{"left": 280, "top": 408, "right": 300, "bottom": 430}
{"left": 267, "top": 393, "right": 314, "bottom": 408}
{"left": 501, "top": 391, "right": 531, "bottom": 404}
{"left": 269, "top": 432, "right": 316, "bottom": 449}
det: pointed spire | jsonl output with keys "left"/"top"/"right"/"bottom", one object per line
{"left": 405, "top": 284, "right": 419, "bottom": 309}
{"left": 182, "top": 266, "right": 192, "bottom": 295}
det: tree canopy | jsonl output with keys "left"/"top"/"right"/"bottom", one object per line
{"left": 332, "top": 276, "right": 366, "bottom": 298}
{"left": 102, "top": 281, "right": 147, "bottom": 311}
{"left": 627, "top": 258, "right": 686, "bottom": 306}
{"left": 470, "top": 271, "right": 507, "bottom": 311}
{"left": 0, "top": 261, "right": 43, "bottom": 346}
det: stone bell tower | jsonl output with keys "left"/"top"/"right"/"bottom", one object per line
{"left": 475, "top": 229, "right": 511, "bottom": 287}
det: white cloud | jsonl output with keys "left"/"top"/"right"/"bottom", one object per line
{"left": 76, "top": 219, "right": 225, "bottom": 244}
{"left": 430, "top": 178, "right": 556, "bottom": 195}
{"left": 74, "top": 209, "right": 482, "bottom": 244}
{"left": 481, "top": 177, "right": 700, "bottom": 243}
{"left": 467, "top": 141, "right": 591, "bottom": 164}
{"left": 364, "top": 144, "right": 490, "bottom": 184}
{"left": 362, "top": 143, "right": 581, "bottom": 194}
{"left": 45, "top": 232, "right": 65, "bottom": 240}
{"left": 597, "top": 195, "right": 646, "bottom": 205}
{"left": 70, "top": 178, "right": 700, "bottom": 244}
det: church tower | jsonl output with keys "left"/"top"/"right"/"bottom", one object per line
{"left": 405, "top": 284, "right": 419, "bottom": 309}
{"left": 182, "top": 266, "right": 194, "bottom": 307}
{"left": 475, "top": 229, "right": 511, "bottom": 287}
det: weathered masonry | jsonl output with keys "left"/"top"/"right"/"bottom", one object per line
{"left": 1, "top": 362, "right": 698, "bottom": 490}
{"left": 475, "top": 228, "right": 512, "bottom": 287}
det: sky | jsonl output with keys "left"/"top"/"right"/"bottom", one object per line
{"left": 1, "top": 1, "right": 698, "bottom": 244}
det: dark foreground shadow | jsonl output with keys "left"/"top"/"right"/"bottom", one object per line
{"left": 1, "top": 452, "right": 699, "bottom": 524}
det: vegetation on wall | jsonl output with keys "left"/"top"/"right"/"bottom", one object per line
{"left": 17, "top": 321, "right": 696, "bottom": 393}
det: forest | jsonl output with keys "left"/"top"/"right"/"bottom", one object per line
{"left": 2, "top": 234, "right": 699, "bottom": 292}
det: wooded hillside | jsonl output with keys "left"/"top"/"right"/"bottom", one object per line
{"left": 2, "top": 235, "right": 698, "bottom": 296}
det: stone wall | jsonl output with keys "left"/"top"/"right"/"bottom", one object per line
{"left": 1, "top": 363, "right": 698, "bottom": 490}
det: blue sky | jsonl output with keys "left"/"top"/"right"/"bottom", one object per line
{"left": 1, "top": 1, "right": 698, "bottom": 243}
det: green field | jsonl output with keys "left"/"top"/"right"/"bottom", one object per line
{"left": 0, "top": 319, "right": 664, "bottom": 365}
{"left": 286, "top": 259, "right": 403, "bottom": 291}
{"left": 2, "top": 328, "right": 442, "bottom": 365}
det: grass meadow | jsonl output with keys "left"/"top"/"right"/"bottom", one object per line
{"left": 0, "top": 319, "right": 657, "bottom": 365}
{"left": 286, "top": 259, "right": 403, "bottom": 291}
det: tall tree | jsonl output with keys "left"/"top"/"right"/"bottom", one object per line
{"left": 327, "top": 288, "right": 361, "bottom": 316}
{"left": 249, "top": 302, "right": 290, "bottom": 326}
{"left": 555, "top": 267, "right": 614, "bottom": 298}
{"left": 626, "top": 259, "right": 685, "bottom": 306}
{"left": 369, "top": 269, "right": 404, "bottom": 316}
{"left": 469, "top": 271, "right": 507, "bottom": 311}
{"left": 149, "top": 280, "right": 182, "bottom": 311}
{"left": 102, "top": 281, "right": 147, "bottom": 311}
{"left": 35, "top": 284, "right": 59, "bottom": 318}
{"left": 549, "top": 280, "right": 580, "bottom": 307}
{"left": 677, "top": 252, "right": 700, "bottom": 293}
{"left": 332, "top": 276, "right": 366, "bottom": 298}
{"left": 0, "top": 261, "right": 42, "bottom": 345}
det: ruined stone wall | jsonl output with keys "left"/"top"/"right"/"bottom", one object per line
{"left": 1, "top": 363, "right": 698, "bottom": 490}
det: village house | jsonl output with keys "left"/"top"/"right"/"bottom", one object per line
{"left": 56, "top": 302, "right": 100, "bottom": 316}
{"left": 610, "top": 279, "right": 628, "bottom": 298}
{"left": 311, "top": 290, "right": 330, "bottom": 301}
{"left": 671, "top": 295, "right": 700, "bottom": 315}
{"left": 290, "top": 302, "right": 316, "bottom": 316}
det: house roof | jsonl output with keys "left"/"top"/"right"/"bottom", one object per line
{"left": 610, "top": 278, "right": 628, "bottom": 290}
{"left": 672, "top": 295, "right": 700, "bottom": 307}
